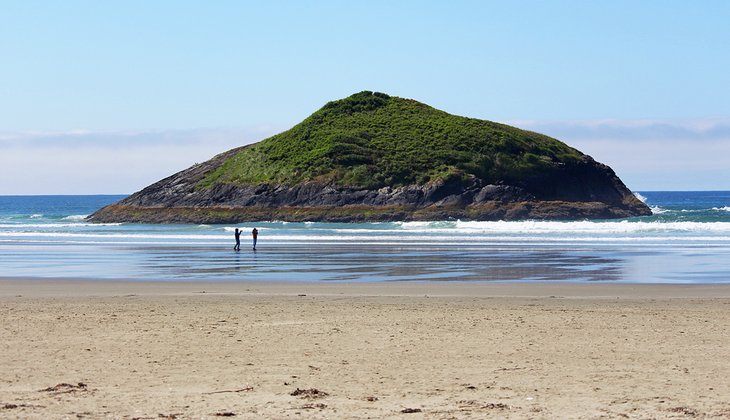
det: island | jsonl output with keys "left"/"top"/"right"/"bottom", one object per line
{"left": 89, "top": 91, "right": 651, "bottom": 223}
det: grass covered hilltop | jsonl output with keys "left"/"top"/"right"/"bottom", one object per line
{"left": 200, "top": 91, "right": 582, "bottom": 189}
{"left": 90, "top": 91, "right": 651, "bottom": 223}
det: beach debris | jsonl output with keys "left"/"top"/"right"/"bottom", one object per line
{"left": 667, "top": 406, "right": 700, "bottom": 416}
{"left": 301, "top": 403, "right": 327, "bottom": 409}
{"left": 204, "top": 386, "right": 253, "bottom": 395}
{"left": 290, "top": 388, "right": 328, "bottom": 399}
{"left": 711, "top": 408, "right": 730, "bottom": 417}
{"left": 297, "top": 294, "right": 307, "bottom": 297}
{"left": 2, "top": 402, "right": 45, "bottom": 410}
{"left": 39, "top": 382, "right": 88, "bottom": 394}
{"left": 213, "top": 412, "right": 236, "bottom": 417}
{"left": 673, "top": 365, "right": 690, "bottom": 374}
{"left": 157, "top": 414, "right": 181, "bottom": 419}
{"left": 365, "top": 396, "right": 378, "bottom": 402}
{"left": 457, "top": 400, "right": 511, "bottom": 410}
{"left": 308, "top": 365, "right": 320, "bottom": 371}
{"left": 401, "top": 408, "right": 422, "bottom": 413}
{"left": 482, "top": 403, "right": 510, "bottom": 410}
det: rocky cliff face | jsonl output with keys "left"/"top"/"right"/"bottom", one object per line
{"left": 89, "top": 150, "right": 650, "bottom": 223}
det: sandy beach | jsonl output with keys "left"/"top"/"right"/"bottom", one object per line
{"left": 1, "top": 280, "right": 730, "bottom": 419}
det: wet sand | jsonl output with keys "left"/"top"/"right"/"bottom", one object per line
{"left": 1, "top": 279, "right": 730, "bottom": 418}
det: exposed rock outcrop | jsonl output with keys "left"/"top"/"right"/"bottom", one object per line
{"left": 88, "top": 92, "right": 651, "bottom": 223}
{"left": 90, "top": 153, "right": 649, "bottom": 223}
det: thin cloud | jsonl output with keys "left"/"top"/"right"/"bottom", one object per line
{"left": 2, "top": 119, "right": 728, "bottom": 194}
{"left": 510, "top": 117, "right": 730, "bottom": 141}
{"left": 508, "top": 118, "right": 730, "bottom": 191}
{"left": 0, "top": 126, "right": 288, "bottom": 148}
{"left": 0, "top": 126, "right": 286, "bottom": 195}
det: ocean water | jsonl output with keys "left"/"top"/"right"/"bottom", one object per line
{"left": 1, "top": 192, "right": 729, "bottom": 283}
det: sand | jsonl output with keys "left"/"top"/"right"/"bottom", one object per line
{"left": 1, "top": 280, "right": 730, "bottom": 419}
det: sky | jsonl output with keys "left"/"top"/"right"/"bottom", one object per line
{"left": 1, "top": 0, "right": 729, "bottom": 194}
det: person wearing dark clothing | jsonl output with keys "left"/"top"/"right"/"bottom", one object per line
{"left": 234, "top": 228, "right": 241, "bottom": 251}
{"left": 252, "top": 228, "right": 258, "bottom": 250}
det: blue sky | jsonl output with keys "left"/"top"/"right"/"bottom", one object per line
{"left": 2, "top": 1, "right": 729, "bottom": 193}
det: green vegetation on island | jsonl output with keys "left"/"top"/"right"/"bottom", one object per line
{"left": 199, "top": 91, "right": 584, "bottom": 190}
{"left": 89, "top": 91, "right": 651, "bottom": 224}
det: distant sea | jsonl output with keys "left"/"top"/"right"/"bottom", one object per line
{"left": 1, "top": 192, "right": 729, "bottom": 283}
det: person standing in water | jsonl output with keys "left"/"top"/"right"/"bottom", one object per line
{"left": 233, "top": 228, "right": 241, "bottom": 251}
{"left": 252, "top": 228, "right": 258, "bottom": 250}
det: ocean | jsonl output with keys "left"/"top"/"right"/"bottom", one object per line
{"left": 1, "top": 192, "right": 729, "bottom": 283}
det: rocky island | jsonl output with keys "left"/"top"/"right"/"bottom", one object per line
{"left": 89, "top": 91, "right": 651, "bottom": 223}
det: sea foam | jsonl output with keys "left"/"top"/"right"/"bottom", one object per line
{"left": 0, "top": 222, "right": 121, "bottom": 229}
{"left": 62, "top": 215, "right": 89, "bottom": 221}
{"left": 397, "top": 220, "right": 730, "bottom": 234}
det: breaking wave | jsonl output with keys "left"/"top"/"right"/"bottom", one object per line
{"left": 62, "top": 214, "right": 88, "bottom": 221}
{"left": 395, "top": 220, "right": 730, "bottom": 234}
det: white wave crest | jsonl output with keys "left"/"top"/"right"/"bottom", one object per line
{"left": 0, "top": 222, "right": 121, "bottom": 229}
{"left": 712, "top": 206, "right": 730, "bottom": 212}
{"left": 223, "top": 226, "right": 262, "bottom": 232}
{"left": 62, "top": 214, "right": 88, "bottom": 221}
{"left": 3, "top": 231, "right": 730, "bottom": 245}
{"left": 396, "top": 221, "right": 457, "bottom": 229}
{"left": 30, "top": 214, "right": 43, "bottom": 219}
{"left": 0, "top": 232, "right": 224, "bottom": 240}
{"left": 6, "top": 220, "right": 730, "bottom": 236}
{"left": 633, "top": 192, "right": 647, "bottom": 203}
{"left": 396, "top": 220, "right": 730, "bottom": 234}
{"left": 650, "top": 206, "right": 669, "bottom": 214}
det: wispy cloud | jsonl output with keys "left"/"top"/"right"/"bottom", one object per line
{"left": 0, "top": 126, "right": 286, "bottom": 195}
{"left": 510, "top": 118, "right": 730, "bottom": 191}
{"left": 510, "top": 117, "right": 730, "bottom": 141}
{"left": 2, "top": 119, "right": 729, "bottom": 194}
{"left": 0, "top": 126, "right": 286, "bottom": 147}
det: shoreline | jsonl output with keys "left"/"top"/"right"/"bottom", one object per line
{"left": 3, "top": 277, "right": 730, "bottom": 298}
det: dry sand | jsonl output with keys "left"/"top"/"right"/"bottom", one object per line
{"left": 1, "top": 280, "right": 730, "bottom": 419}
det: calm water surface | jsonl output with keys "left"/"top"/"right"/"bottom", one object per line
{"left": 1, "top": 192, "right": 729, "bottom": 283}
